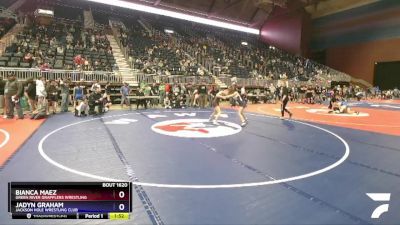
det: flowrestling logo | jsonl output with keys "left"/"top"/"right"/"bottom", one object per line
{"left": 151, "top": 119, "right": 242, "bottom": 138}
{"left": 367, "top": 193, "right": 391, "bottom": 219}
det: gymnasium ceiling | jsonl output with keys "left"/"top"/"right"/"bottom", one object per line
{"left": 123, "top": 0, "right": 379, "bottom": 28}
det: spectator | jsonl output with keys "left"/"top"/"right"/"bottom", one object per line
{"left": 30, "top": 96, "right": 48, "bottom": 120}
{"left": 35, "top": 76, "right": 46, "bottom": 105}
{"left": 164, "top": 93, "right": 172, "bottom": 109}
{"left": 136, "top": 88, "right": 147, "bottom": 109}
{"left": 104, "top": 82, "right": 112, "bottom": 103}
{"left": 57, "top": 46, "right": 64, "bottom": 55}
{"left": 0, "top": 76, "right": 6, "bottom": 118}
{"left": 88, "top": 88, "right": 103, "bottom": 115}
{"left": 4, "top": 73, "right": 24, "bottom": 119}
{"left": 90, "top": 79, "right": 101, "bottom": 92}
{"left": 158, "top": 82, "right": 166, "bottom": 106}
{"left": 46, "top": 80, "right": 59, "bottom": 114}
{"left": 59, "top": 78, "right": 71, "bottom": 112}
{"left": 198, "top": 82, "right": 207, "bottom": 108}
{"left": 73, "top": 81, "right": 85, "bottom": 108}
{"left": 120, "top": 82, "right": 131, "bottom": 109}
{"left": 75, "top": 98, "right": 89, "bottom": 117}
{"left": 25, "top": 78, "right": 36, "bottom": 114}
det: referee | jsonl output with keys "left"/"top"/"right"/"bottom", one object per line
{"left": 281, "top": 82, "right": 293, "bottom": 119}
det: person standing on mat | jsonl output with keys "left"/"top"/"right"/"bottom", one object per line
{"left": 237, "top": 86, "right": 248, "bottom": 127}
{"left": 46, "top": 80, "right": 58, "bottom": 114}
{"left": 35, "top": 76, "right": 46, "bottom": 107}
{"left": 228, "top": 89, "right": 248, "bottom": 127}
{"left": 59, "top": 78, "right": 71, "bottom": 112}
{"left": 25, "top": 78, "right": 36, "bottom": 114}
{"left": 4, "top": 73, "right": 24, "bottom": 119}
{"left": 0, "top": 76, "right": 6, "bottom": 118}
{"left": 209, "top": 83, "right": 238, "bottom": 125}
{"left": 280, "top": 81, "right": 293, "bottom": 119}
{"left": 198, "top": 81, "right": 207, "bottom": 108}
{"left": 120, "top": 82, "right": 131, "bottom": 109}
{"left": 136, "top": 88, "right": 147, "bottom": 110}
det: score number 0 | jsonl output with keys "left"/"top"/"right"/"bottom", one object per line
{"left": 118, "top": 191, "right": 125, "bottom": 211}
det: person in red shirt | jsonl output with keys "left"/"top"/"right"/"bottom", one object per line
{"left": 165, "top": 83, "right": 171, "bottom": 95}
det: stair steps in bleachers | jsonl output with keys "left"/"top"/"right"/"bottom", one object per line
{"left": 8, "top": 0, "right": 26, "bottom": 11}
{"left": 106, "top": 35, "right": 138, "bottom": 87}
{"left": 137, "top": 19, "right": 152, "bottom": 35}
{"left": 179, "top": 45, "right": 228, "bottom": 88}
{"left": 83, "top": 10, "right": 95, "bottom": 29}
{"left": 0, "top": 23, "right": 25, "bottom": 55}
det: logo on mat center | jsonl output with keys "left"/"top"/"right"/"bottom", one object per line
{"left": 151, "top": 119, "right": 242, "bottom": 138}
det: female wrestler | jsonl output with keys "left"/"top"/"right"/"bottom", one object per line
{"left": 232, "top": 86, "right": 248, "bottom": 127}
{"left": 209, "top": 84, "right": 237, "bottom": 125}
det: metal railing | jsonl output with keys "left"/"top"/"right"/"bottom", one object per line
{"left": 351, "top": 77, "right": 373, "bottom": 88}
{"left": 0, "top": 68, "right": 123, "bottom": 83}
{"left": 218, "top": 75, "right": 332, "bottom": 88}
{"left": 0, "top": 67, "right": 214, "bottom": 85}
{"left": 218, "top": 76, "right": 274, "bottom": 87}
{"left": 135, "top": 74, "right": 214, "bottom": 85}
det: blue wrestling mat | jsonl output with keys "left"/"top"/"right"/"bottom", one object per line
{"left": 1, "top": 109, "right": 399, "bottom": 225}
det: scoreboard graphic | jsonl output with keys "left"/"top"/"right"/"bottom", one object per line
{"left": 8, "top": 182, "right": 132, "bottom": 220}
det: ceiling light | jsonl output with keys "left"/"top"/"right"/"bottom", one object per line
{"left": 86, "top": 0, "right": 260, "bottom": 35}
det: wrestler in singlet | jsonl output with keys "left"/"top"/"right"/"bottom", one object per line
{"left": 209, "top": 84, "right": 237, "bottom": 124}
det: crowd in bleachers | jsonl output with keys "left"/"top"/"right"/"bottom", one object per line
{"left": 119, "top": 21, "right": 193, "bottom": 76}
{"left": 119, "top": 16, "right": 348, "bottom": 84}
{"left": 0, "top": 17, "right": 15, "bottom": 38}
{"left": 2, "top": 2, "right": 400, "bottom": 122}
{"left": 0, "top": 19, "right": 116, "bottom": 71}
{"left": 181, "top": 26, "right": 341, "bottom": 82}
{"left": 1, "top": 6, "right": 349, "bottom": 85}
{"left": 0, "top": 0, "right": 16, "bottom": 8}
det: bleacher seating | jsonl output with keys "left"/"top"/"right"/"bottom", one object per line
{"left": 92, "top": 11, "right": 109, "bottom": 26}
{"left": 131, "top": 15, "right": 348, "bottom": 82}
{"left": 0, "top": 3, "right": 351, "bottom": 86}
{"left": 0, "top": 18, "right": 116, "bottom": 71}
{"left": 0, "top": 17, "right": 16, "bottom": 38}
{"left": 0, "top": 0, "right": 16, "bottom": 8}
{"left": 54, "top": 5, "right": 83, "bottom": 21}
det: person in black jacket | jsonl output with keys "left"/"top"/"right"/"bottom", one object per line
{"left": 4, "top": 73, "right": 24, "bottom": 119}
{"left": 0, "top": 76, "right": 6, "bottom": 117}
{"left": 88, "top": 88, "right": 103, "bottom": 115}
{"left": 280, "top": 82, "right": 293, "bottom": 120}
{"left": 46, "top": 80, "right": 59, "bottom": 114}
{"left": 198, "top": 82, "right": 207, "bottom": 108}
{"left": 136, "top": 89, "right": 147, "bottom": 110}
{"left": 25, "top": 78, "right": 36, "bottom": 114}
